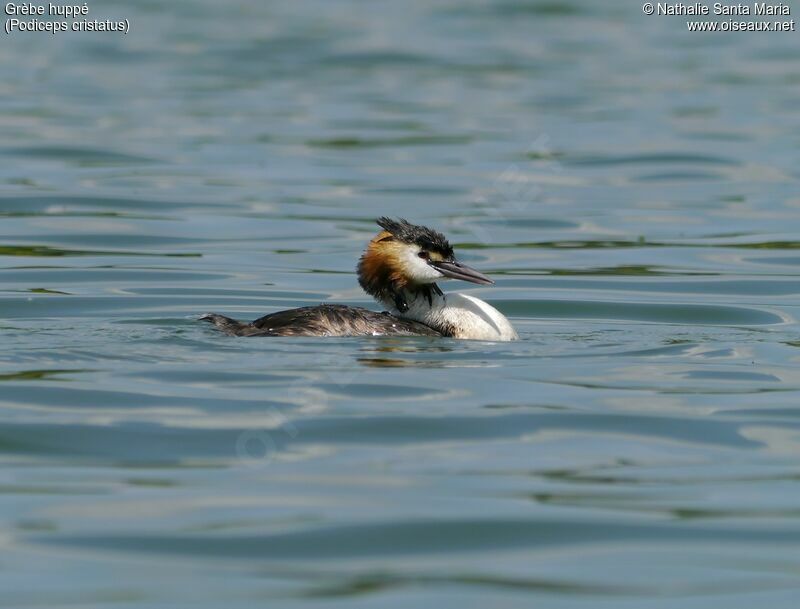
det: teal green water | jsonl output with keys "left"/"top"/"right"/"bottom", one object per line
{"left": 2, "top": 1, "right": 800, "bottom": 607}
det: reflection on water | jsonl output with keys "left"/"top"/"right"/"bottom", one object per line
{"left": 2, "top": 0, "right": 800, "bottom": 607}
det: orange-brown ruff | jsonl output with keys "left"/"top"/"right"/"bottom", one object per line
{"left": 357, "top": 226, "right": 449, "bottom": 315}
{"left": 202, "top": 218, "right": 518, "bottom": 340}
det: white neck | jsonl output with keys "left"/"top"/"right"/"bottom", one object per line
{"left": 383, "top": 287, "right": 518, "bottom": 341}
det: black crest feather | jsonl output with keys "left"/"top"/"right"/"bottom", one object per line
{"left": 376, "top": 217, "right": 454, "bottom": 259}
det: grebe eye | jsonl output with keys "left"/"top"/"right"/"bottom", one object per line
{"left": 418, "top": 251, "right": 430, "bottom": 260}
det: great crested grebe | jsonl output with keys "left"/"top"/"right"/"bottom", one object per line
{"left": 201, "top": 218, "right": 518, "bottom": 341}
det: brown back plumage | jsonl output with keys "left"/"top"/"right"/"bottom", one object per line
{"left": 201, "top": 305, "right": 441, "bottom": 337}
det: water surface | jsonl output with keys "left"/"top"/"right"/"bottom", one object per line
{"left": 2, "top": 1, "right": 800, "bottom": 607}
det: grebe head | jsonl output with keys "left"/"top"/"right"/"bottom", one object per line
{"left": 358, "top": 217, "right": 492, "bottom": 312}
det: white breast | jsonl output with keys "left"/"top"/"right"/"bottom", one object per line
{"left": 384, "top": 289, "right": 518, "bottom": 342}
{"left": 434, "top": 293, "right": 518, "bottom": 341}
